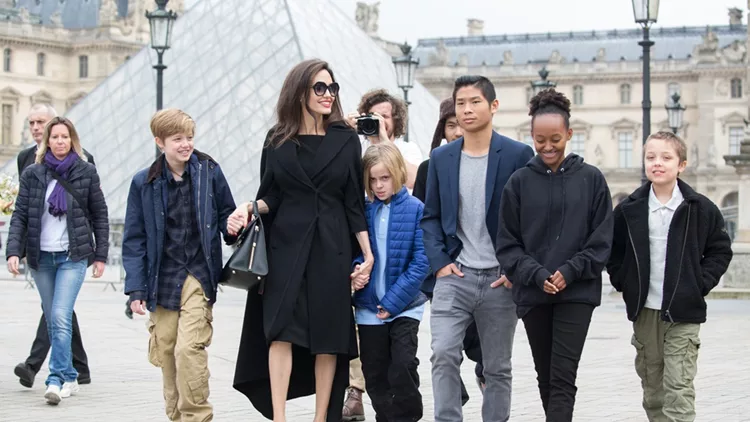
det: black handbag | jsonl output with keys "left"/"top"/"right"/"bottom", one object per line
{"left": 219, "top": 200, "right": 268, "bottom": 290}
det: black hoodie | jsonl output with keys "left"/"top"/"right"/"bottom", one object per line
{"left": 496, "top": 153, "right": 614, "bottom": 317}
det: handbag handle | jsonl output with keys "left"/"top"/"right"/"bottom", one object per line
{"left": 251, "top": 200, "right": 260, "bottom": 221}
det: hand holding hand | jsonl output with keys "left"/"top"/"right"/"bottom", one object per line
{"left": 436, "top": 263, "right": 464, "bottom": 279}
{"left": 550, "top": 271, "right": 567, "bottom": 291}
{"left": 130, "top": 300, "right": 146, "bottom": 316}
{"left": 376, "top": 306, "right": 391, "bottom": 320}
{"left": 227, "top": 202, "right": 252, "bottom": 235}
{"left": 542, "top": 276, "right": 559, "bottom": 295}
{"left": 491, "top": 274, "right": 512, "bottom": 289}
{"left": 350, "top": 264, "right": 370, "bottom": 290}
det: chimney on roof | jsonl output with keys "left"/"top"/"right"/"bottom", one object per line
{"left": 729, "top": 7, "right": 743, "bottom": 26}
{"left": 467, "top": 19, "right": 484, "bottom": 36}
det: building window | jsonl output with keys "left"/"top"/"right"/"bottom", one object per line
{"left": 2, "top": 104, "right": 12, "bottom": 145}
{"left": 570, "top": 132, "right": 585, "bottom": 157}
{"left": 3, "top": 48, "right": 11, "bottom": 72}
{"left": 620, "top": 84, "right": 631, "bottom": 104}
{"left": 573, "top": 85, "right": 583, "bottom": 105}
{"left": 37, "top": 52, "right": 45, "bottom": 76}
{"left": 731, "top": 78, "right": 743, "bottom": 99}
{"left": 729, "top": 126, "right": 744, "bottom": 155}
{"left": 618, "top": 131, "right": 633, "bottom": 168}
{"left": 79, "top": 55, "right": 88, "bottom": 78}
{"left": 721, "top": 192, "right": 738, "bottom": 242}
{"left": 667, "top": 82, "right": 680, "bottom": 105}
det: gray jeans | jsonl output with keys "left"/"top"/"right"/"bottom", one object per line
{"left": 430, "top": 265, "right": 517, "bottom": 422}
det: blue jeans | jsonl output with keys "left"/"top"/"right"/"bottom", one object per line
{"left": 30, "top": 251, "right": 87, "bottom": 387}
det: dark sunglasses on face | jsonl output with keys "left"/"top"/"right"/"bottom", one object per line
{"left": 312, "top": 81, "right": 340, "bottom": 97}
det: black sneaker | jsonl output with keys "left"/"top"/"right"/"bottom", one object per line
{"left": 14, "top": 363, "right": 35, "bottom": 388}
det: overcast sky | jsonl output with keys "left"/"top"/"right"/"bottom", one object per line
{"left": 187, "top": 0, "right": 748, "bottom": 44}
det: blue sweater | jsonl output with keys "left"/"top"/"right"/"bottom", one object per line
{"left": 353, "top": 187, "right": 429, "bottom": 315}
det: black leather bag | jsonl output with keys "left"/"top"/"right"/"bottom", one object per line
{"left": 219, "top": 201, "right": 268, "bottom": 290}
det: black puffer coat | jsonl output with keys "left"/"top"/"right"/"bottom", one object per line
{"left": 6, "top": 158, "right": 109, "bottom": 270}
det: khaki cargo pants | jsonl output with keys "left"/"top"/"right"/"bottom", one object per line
{"left": 631, "top": 308, "right": 701, "bottom": 422}
{"left": 148, "top": 275, "right": 214, "bottom": 422}
{"left": 349, "top": 323, "right": 366, "bottom": 391}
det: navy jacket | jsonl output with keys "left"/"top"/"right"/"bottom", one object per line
{"left": 496, "top": 154, "right": 614, "bottom": 317}
{"left": 353, "top": 187, "right": 429, "bottom": 316}
{"left": 420, "top": 131, "right": 534, "bottom": 292}
{"left": 122, "top": 151, "right": 237, "bottom": 311}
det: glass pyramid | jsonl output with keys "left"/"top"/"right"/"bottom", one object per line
{"left": 61, "top": 0, "right": 439, "bottom": 221}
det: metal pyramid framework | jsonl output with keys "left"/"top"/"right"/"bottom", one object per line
{"left": 65, "top": 0, "right": 439, "bottom": 220}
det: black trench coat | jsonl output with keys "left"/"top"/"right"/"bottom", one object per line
{"left": 233, "top": 123, "right": 367, "bottom": 421}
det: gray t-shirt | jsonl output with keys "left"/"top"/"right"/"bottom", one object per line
{"left": 456, "top": 152, "right": 500, "bottom": 269}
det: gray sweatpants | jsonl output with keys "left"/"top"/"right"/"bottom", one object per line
{"left": 430, "top": 265, "right": 518, "bottom": 422}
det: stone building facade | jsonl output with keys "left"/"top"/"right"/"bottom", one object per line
{"left": 0, "top": 0, "right": 184, "bottom": 162}
{"left": 358, "top": 6, "right": 749, "bottom": 240}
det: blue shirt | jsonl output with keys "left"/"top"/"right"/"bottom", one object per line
{"left": 356, "top": 202, "right": 425, "bottom": 325}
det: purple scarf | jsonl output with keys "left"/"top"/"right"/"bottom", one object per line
{"left": 43, "top": 150, "right": 79, "bottom": 217}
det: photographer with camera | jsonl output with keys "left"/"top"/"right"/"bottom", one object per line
{"left": 346, "top": 89, "right": 423, "bottom": 190}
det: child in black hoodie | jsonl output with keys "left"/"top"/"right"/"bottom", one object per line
{"left": 607, "top": 131, "right": 732, "bottom": 421}
{"left": 496, "top": 89, "right": 613, "bottom": 422}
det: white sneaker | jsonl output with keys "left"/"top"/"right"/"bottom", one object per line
{"left": 60, "top": 380, "right": 80, "bottom": 398}
{"left": 44, "top": 385, "right": 62, "bottom": 405}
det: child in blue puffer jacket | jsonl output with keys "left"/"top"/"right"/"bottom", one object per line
{"left": 351, "top": 142, "right": 429, "bottom": 422}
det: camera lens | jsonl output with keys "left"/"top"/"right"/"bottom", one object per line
{"left": 357, "top": 117, "right": 379, "bottom": 137}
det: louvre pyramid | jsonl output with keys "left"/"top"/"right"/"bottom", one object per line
{"left": 63, "top": 0, "right": 439, "bottom": 220}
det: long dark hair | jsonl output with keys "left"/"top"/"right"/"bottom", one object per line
{"left": 267, "top": 59, "right": 345, "bottom": 148}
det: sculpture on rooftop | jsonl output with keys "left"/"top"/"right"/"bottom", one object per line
{"left": 355, "top": 2, "right": 380, "bottom": 36}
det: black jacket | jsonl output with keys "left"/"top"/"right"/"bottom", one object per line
{"left": 413, "top": 159, "right": 429, "bottom": 203}
{"left": 496, "top": 154, "right": 614, "bottom": 316}
{"left": 6, "top": 158, "right": 109, "bottom": 270}
{"left": 18, "top": 145, "right": 95, "bottom": 176}
{"left": 607, "top": 180, "right": 732, "bottom": 323}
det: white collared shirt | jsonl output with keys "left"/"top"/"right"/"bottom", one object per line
{"left": 645, "top": 183, "right": 684, "bottom": 310}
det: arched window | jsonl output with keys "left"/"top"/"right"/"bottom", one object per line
{"left": 731, "top": 78, "right": 743, "bottom": 99}
{"left": 721, "top": 192, "right": 738, "bottom": 241}
{"left": 573, "top": 85, "right": 583, "bottom": 105}
{"left": 620, "top": 84, "right": 631, "bottom": 104}
{"left": 37, "top": 52, "right": 45, "bottom": 76}
{"left": 667, "top": 82, "right": 680, "bottom": 105}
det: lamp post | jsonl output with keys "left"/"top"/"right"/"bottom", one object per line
{"left": 392, "top": 42, "right": 420, "bottom": 143}
{"left": 632, "top": 0, "right": 660, "bottom": 185}
{"left": 146, "top": 0, "right": 178, "bottom": 158}
{"left": 665, "top": 92, "right": 686, "bottom": 135}
{"left": 530, "top": 67, "right": 557, "bottom": 96}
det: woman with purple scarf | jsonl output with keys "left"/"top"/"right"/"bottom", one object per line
{"left": 6, "top": 116, "right": 109, "bottom": 405}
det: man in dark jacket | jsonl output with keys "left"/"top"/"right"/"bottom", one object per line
{"left": 13, "top": 103, "right": 95, "bottom": 388}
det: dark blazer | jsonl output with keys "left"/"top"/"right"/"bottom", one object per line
{"left": 18, "top": 145, "right": 95, "bottom": 176}
{"left": 607, "top": 180, "right": 732, "bottom": 323}
{"left": 6, "top": 158, "right": 109, "bottom": 269}
{"left": 122, "top": 151, "right": 237, "bottom": 311}
{"left": 233, "top": 124, "right": 367, "bottom": 422}
{"left": 420, "top": 131, "right": 534, "bottom": 278}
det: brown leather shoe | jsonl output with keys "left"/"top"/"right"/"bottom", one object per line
{"left": 342, "top": 387, "right": 365, "bottom": 421}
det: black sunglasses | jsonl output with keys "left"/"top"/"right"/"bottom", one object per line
{"left": 312, "top": 81, "right": 340, "bottom": 97}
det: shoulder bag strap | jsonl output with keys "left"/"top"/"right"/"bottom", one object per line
{"left": 48, "top": 169, "right": 91, "bottom": 221}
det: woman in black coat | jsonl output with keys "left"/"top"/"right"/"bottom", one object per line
{"left": 229, "top": 59, "right": 373, "bottom": 422}
{"left": 6, "top": 116, "right": 109, "bottom": 405}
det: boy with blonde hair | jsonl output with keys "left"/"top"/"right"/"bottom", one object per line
{"left": 123, "top": 108, "right": 237, "bottom": 421}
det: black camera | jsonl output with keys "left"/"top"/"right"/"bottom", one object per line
{"left": 356, "top": 115, "right": 380, "bottom": 137}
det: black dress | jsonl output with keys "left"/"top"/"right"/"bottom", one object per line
{"left": 233, "top": 125, "right": 367, "bottom": 421}
{"left": 273, "top": 134, "right": 323, "bottom": 348}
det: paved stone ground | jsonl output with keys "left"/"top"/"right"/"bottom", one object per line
{"left": 1, "top": 279, "right": 749, "bottom": 422}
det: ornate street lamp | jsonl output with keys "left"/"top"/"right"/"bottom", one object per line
{"left": 530, "top": 67, "right": 557, "bottom": 96}
{"left": 392, "top": 42, "right": 420, "bottom": 143}
{"left": 632, "top": 0, "right": 660, "bottom": 184}
{"left": 146, "top": 0, "right": 178, "bottom": 158}
{"left": 665, "top": 92, "right": 686, "bottom": 135}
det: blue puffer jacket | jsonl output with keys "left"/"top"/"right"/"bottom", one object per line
{"left": 353, "top": 187, "right": 429, "bottom": 316}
